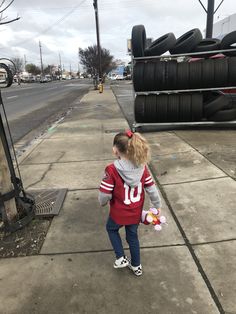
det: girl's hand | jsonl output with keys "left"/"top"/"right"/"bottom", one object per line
{"left": 156, "top": 208, "right": 161, "bottom": 217}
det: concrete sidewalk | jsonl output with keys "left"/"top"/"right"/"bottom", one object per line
{"left": 0, "top": 85, "right": 235, "bottom": 314}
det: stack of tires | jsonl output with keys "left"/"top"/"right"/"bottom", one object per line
{"left": 132, "top": 25, "right": 236, "bottom": 123}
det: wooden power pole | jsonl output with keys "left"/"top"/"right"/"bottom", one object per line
{"left": 0, "top": 90, "right": 35, "bottom": 232}
{"left": 0, "top": 138, "right": 18, "bottom": 222}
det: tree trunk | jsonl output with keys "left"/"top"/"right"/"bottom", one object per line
{"left": 0, "top": 139, "right": 18, "bottom": 222}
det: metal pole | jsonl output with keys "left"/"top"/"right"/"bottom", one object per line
{"left": 93, "top": 0, "right": 102, "bottom": 82}
{"left": 59, "top": 53, "right": 62, "bottom": 80}
{"left": 206, "top": 0, "right": 215, "bottom": 38}
{"left": 39, "top": 41, "right": 44, "bottom": 77}
{"left": 24, "top": 54, "right": 27, "bottom": 71}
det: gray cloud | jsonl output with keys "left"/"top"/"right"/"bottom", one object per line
{"left": 0, "top": 0, "right": 235, "bottom": 69}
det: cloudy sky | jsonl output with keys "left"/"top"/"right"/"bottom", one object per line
{"left": 0, "top": 0, "right": 235, "bottom": 71}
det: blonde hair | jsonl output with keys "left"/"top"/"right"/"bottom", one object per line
{"left": 113, "top": 131, "right": 150, "bottom": 166}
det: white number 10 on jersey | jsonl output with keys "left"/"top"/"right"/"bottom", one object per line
{"left": 123, "top": 182, "right": 142, "bottom": 205}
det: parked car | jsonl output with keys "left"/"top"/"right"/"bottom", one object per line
{"left": 39, "top": 76, "right": 48, "bottom": 83}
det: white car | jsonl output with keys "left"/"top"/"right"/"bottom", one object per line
{"left": 109, "top": 73, "right": 124, "bottom": 80}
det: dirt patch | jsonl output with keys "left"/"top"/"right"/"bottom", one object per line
{"left": 0, "top": 217, "right": 52, "bottom": 258}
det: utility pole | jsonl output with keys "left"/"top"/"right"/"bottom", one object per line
{"left": 39, "top": 41, "right": 44, "bottom": 77}
{"left": 0, "top": 113, "right": 18, "bottom": 223}
{"left": 198, "top": 0, "right": 224, "bottom": 38}
{"left": 93, "top": 0, "right": 102, "bottom": 82}
{"left": 0, "top": 138, "right": 18, "bottom": 222}
{"left": 206, "top": 0, "right": 215, "bottom": 38}
{"left": 24, "top": 54, "right": 27, "bottom": 72}
{"left": 59, "top": 53, "right": 62, "bottom": 80}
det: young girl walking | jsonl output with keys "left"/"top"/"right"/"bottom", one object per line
{"left": 98, "top": 130, "right": 161, "bottom": 276}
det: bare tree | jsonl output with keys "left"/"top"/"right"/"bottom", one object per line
{"left": 79, "top": 45, "right": 115, "bottom": 76}
{"left": 0, "top": 0, "right": 20, "bottom": 25}
{"left": 11, "top": 57, "right": 24, "bottom": 73}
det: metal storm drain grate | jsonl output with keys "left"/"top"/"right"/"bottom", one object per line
{"left": 27, "top": 189, "right": 67, "bottom": 217}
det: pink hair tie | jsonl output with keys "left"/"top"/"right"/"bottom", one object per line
{"left": 125, "top": 129, "right": 133, "bottom": 138}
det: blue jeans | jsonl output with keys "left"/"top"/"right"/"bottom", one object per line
{"left": 106, "top": 216, "right": 140, "bottom": 267}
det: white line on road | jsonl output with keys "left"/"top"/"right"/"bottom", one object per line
{"left": 65, "top": 83, "right": 90, "bottom": 87}
{"left": 6, "top": 95, "right": 18, "bottom": 100}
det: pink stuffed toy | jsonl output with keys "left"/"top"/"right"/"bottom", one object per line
{"left": 141, "top": 207, "right": 167, "bottom": 231}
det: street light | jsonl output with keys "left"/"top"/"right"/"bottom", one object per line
{"left": 93, "top": 0, "right": 103, "bottom": 90}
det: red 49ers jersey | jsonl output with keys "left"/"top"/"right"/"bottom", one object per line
{"left": 99, "top": 163, "right": 154, "bottom": 225}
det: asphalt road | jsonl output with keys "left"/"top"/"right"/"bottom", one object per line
{"left": 0, "top": 79, "right": 91, "bottom": 143}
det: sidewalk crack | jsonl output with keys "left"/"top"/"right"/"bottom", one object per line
{"left": 25, "top": 163, "right": 53, "bottom": 189}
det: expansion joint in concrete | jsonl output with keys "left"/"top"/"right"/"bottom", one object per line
{"left": 152, "top": 150, "right": 194, "bottom": 158}
{"left": 192, "top": 238, "right": 236, "bottom": 247}
{"left": 68, "top": 188, "right": 98, "bottom": 192}
{"left": 174, "top": 132, "right": 235, "bottom": 182}
{"left": 22, "top": 158, "right": 113, "bottom": 166}
{"left": 39, "top": 244, "right": 186, "bottom": 257}
{"left": 161, "top": 175, "right": 228, "bottom": 186}
{"left": 148, "top": 162, "right": 225, "bottom": 314}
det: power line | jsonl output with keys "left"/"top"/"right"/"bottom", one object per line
{"left": 19, "top": 0, "right": 148, "bottom": 9}
{"left": 12, "top": 0, "right": 87, "bottom": 47}
{"left": 15, "top": 0, "right": 157, "bottom": 13}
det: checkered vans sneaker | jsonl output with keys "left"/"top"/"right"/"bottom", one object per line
{"left": 113, "top": 256, "right": 129, "bottom": 269}
{"left": 128, "top": 264, "right": 142, "bottom": 276}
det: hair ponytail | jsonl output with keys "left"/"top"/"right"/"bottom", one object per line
{"left": 113, "top": 131, "right": 150, "bottom": 166}
{"left": 127, "top": 132, "right": 150, "bottom": 166}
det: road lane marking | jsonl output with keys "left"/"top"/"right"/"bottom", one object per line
{"left": 6, "top": 95, "right": 18, "bottom": 99}
{"left": 65, "top": 83, "right": 90, "bottom": 87}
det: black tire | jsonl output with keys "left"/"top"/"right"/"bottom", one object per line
{"left": 0, "top": 63, "right": 13, "bottom": 88}
{"left": 221, "top": 31, "right": 236, "bottom": 56}
{"left": 204, "top": 94, "right": 230, "bottom": 118}
{"left": 131, "top": 25, "right": 146, "bottom": 57}
{"left": 156, "top": 94, "right": 168, "bottom": 122}
{"left": 167, "top": 94, "right": 179, "bottom": 121}
{"left": 191, "top": 93, "right": 203, "bottom": 121}
{"left": 145, "top": 33, "right": 176, "bottom": 56}
{"left": 165, "top": 60, "right": 177, "bottom": 89}
{"left": 133, "top": 62, "right": 144, "bottom": 91}
{"left": 201, "top": 59, "right": 215, "bottom": 88}
{"left": 134, "top": 95, "right": 146, "bottom": 122}
{"left": 143, "top": 62, "right": 156, "bottom": 91}
{"left": 154, "top": 61, "right": 166, "bottom": 90}
{"left": 209, "top": 108, "right": 236, "bottom": 121}
{"left": 177, "top": 62, "right": 189, "bottom": 89}
{"left": 202, "top": 90, "right": 223, "bottom": 103}
{"left": 189, "top": 60, "right": 202, "bottom": 88}
{"left": 179, "top": 94, "right": 192, "bottom": 121}
{"left": 169, "top": 28, "right": 202, "bottom": 54}
{"left": 145, "top": 95, "right": 157, "bottom": 122}
{"left": 229, "top": 95, "right": 236, "bottom": 108}
{"left": 228, "top": 57, "right": 236, "bottom": 86}
{"left": 222, "top": 94, "right": 234, "bottom": 109}
{"left": 191, "top": 38, "right": 221, "bottom": 58}
{"left": 214, "top": 58, "right": 228, "bottom": 87}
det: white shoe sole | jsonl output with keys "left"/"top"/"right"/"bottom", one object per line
{"left": 128, "top": 264, "right": 142, "bottom": 276}
{"left": 113, "top": 261, "right": 129, "bottom": 269}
